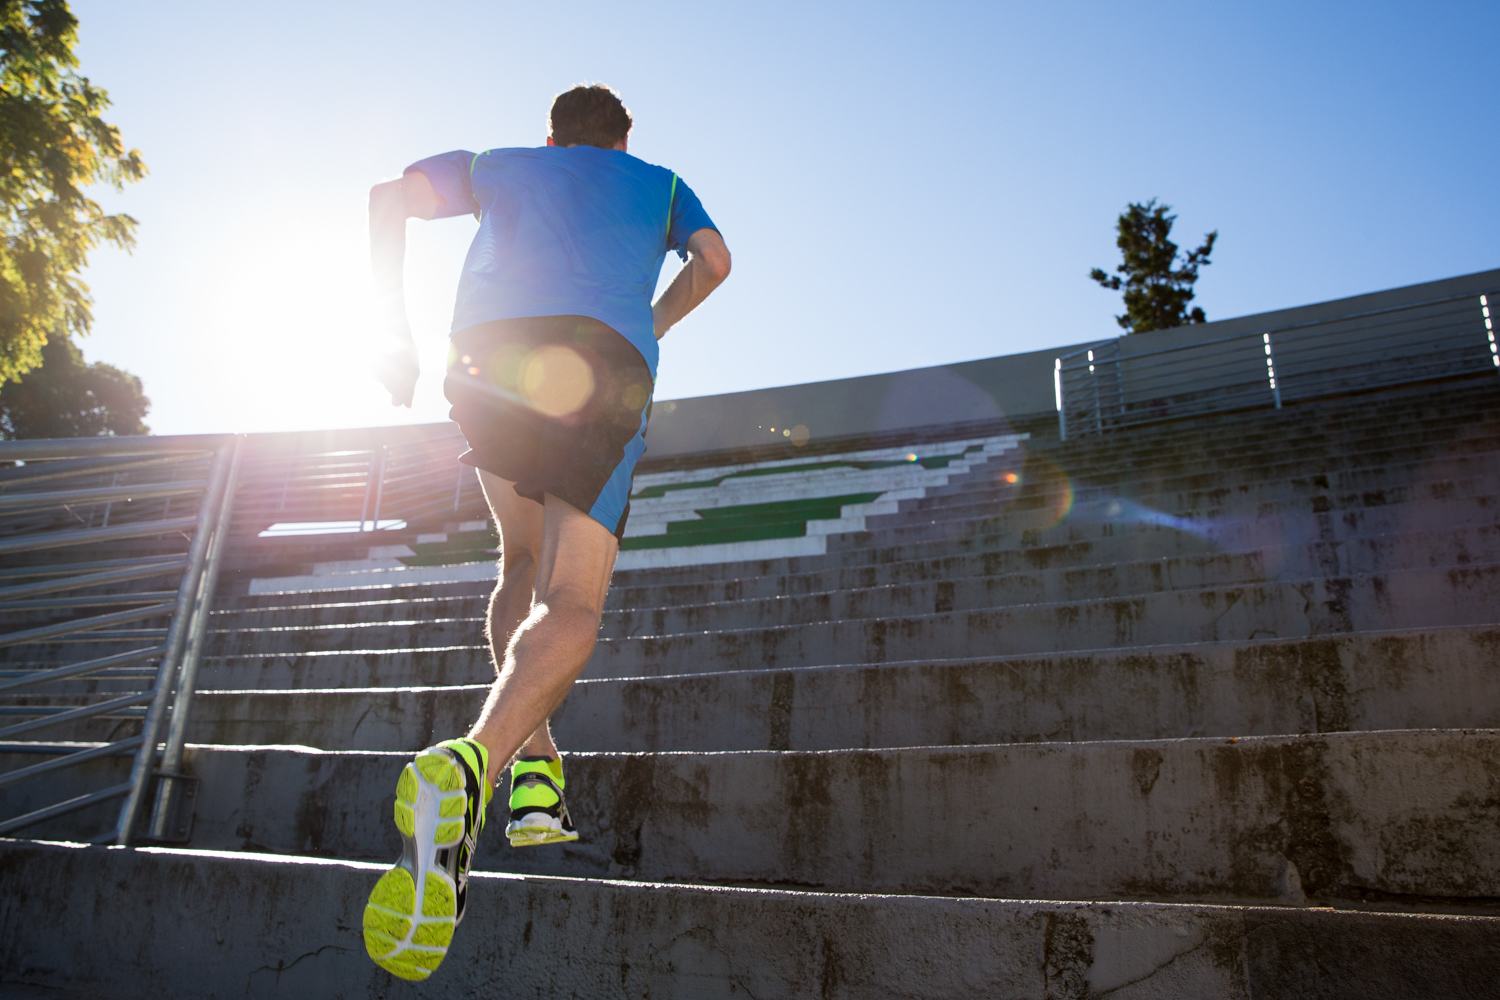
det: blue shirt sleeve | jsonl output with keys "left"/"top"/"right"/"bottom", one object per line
{"left": 404, "top": 150, "right": 479, "bottom": 219}
{"left": 666, "top": 177, "right": 717, "bottom": 261}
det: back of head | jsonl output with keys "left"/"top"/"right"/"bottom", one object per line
{"left": 549, "top": 84, "right": 633, "bottom": 149}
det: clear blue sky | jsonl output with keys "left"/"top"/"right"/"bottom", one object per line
{"left": 70, "top": 0, "right": 1499, "bottom": 436}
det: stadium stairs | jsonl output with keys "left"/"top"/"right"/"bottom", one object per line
{"left": 4, "top": 375, "right": 1500, "bottom": 998}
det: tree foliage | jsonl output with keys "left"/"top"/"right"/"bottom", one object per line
{"left": 0, "top": 330, "right": 148, "bottom": 437}
{"left": 1090, "top": 199, "right": 1217, "bottom": 333}
{"left": 0, "top": 0, "right": 145, "bottom": 382}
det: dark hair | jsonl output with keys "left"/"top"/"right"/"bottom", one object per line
{"left": 549, "top": 84, "right": 633, "bottom": 149}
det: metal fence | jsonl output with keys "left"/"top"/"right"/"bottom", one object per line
{"left": 226, "top": 425, "right": 489, "bottom": 539}
{"left": 0, "top": 434, "right": 240, "bottom": 843}
{"left": 0, "top": 423, "right": 500, "bottom": 844}
{"left": 1055, "top": 289, "right": 1500, "bottom": 439}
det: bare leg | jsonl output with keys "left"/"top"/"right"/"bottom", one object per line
{"left": 475, "top": 471, "right": 556, "bottom": 759}
{"left": 468, "top": 482, "right": 617, "bottom": 786}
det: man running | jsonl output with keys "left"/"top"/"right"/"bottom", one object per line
{"left": 360, "top": 84, "right": 730, "bottom": 980}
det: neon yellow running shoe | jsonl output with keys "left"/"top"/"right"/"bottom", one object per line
{"left": 363, "top": 738, "right": 491, "bottom": 981}
{"left": 506, "top": 755, "right": 578, "bottom": 846}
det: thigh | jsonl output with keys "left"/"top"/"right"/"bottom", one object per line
{"left": 533, "top": 493, "right": 619, "bottom": 616}
{"left": 477, "top": 470, "right": 544, "bottom": 572}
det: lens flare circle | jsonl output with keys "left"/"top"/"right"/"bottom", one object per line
{"left": 520, "top": 346, "right": 595, "bottom": 418}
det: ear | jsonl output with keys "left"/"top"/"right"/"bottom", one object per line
{"left": 546, "top": 137, "right": 555, "bottom": 146}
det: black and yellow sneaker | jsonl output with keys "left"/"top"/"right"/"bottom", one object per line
{"left": 363, "top": 738, "right": 491, "bottom": 981}
{"left": 506, "top": 755, "right": 579, "bottom": 846}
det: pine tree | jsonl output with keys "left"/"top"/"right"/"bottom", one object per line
{"left": 1090, "top": 199, "right": 1217, "bottom": 333}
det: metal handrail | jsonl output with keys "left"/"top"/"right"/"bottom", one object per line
{"left": 148, "top": 438, "right": 244, "bottom": 839}
{"left": 111, "top": 440, "right": 235, "bottom": 844}
{"left": 0, "top": 780, "right": 135, "bottom": 837}
{"left": 0, "top": 433, "right": 238, "bottom": 844}
{"left": 0, "top": 517, "right": 200, "bottom": 556}
{"left": 0, "top": 690, "right": 156, "bottom": 741}
{"left": 0, "top": 736, "right": 144, "bottom": 792}
{"left": 0, "top": 645, "right": 166, "bottom": 695}
{"left": 1056, "top": 289, "right": 1499, "bottom": 439}
{"left": 0, "top": 423, "right": 486, "bottom": 842}
{"left": 0, "top": 602, "right": 176, "bottom": 649}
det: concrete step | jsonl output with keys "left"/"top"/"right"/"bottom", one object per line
{"left": 881, "top": 431, "right": 1500, "bottom": 505}
{"left": 211, "top": 480, "right": 1500, "bottom": 617}
{"left": 199, "top": 519, "right": 1500, "bottom": 638}
{"left": 616, "top": 439, "right": 1500, "bottom": 551}
{"left": 603, "top": 489, "right": 1500, "bottom": 593}
{"left": 585, "top": 566, "right": 1500, "bottom": 678}
{"left": 592, "top": 559, "right": 1500, "bottom": 642}
{"left": 1039, "top": 423, "right": 1500, "bottom": 484}
{"left": 188, "top": 642, "right": 490, "bottom": 691}
{"left": 822, "top": 485, "right": 1500, "bottom": 554}
{"left": 170, "top": 626, "right": 1500, "bottom": 753}
{"left": 606, "top": 523, "right": 1500, "bottom": 611}
{"left": 6, "top": 840, "right": 1497, "bottom": 1000}
{"left": 178, "top": 556, "right": 1500, "bottom": 690}
{"left": 1016, "top": 432, "right": 1500, "bottom": 502}
{"left": 876, "top": 462, "right": 1500, "bottom": 534}
{"left": 7, "top": 730, "right": 1499, "bottom": 907}
{"left": 1040, "top": 389, "right": 1498, "bottom": 464}
{"left": 187, "top": 495, "right": 1500, "bottom": 652}
{"left": 174, "top": 559, "right": 1500, "bottom": 669}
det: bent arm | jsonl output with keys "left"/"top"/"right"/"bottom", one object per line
{"left": 368, "top": 171, "right": 443, "bottom": 406}
{"left": 652, "top": 228, "right": 731, "bottom": 340}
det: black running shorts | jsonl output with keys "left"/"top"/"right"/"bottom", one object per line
{"left": 443, "top": 316, "right": 653, "bottom": 539}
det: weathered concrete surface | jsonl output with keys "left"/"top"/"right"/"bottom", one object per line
{"left": 11, "top": 731, "right": 1498, "bottom": 905}
{"left": 594, "top": 562, "right": 1500, "bottom": 641}
{"left": 166, "top": 627, "right": 1500, "bottom": 753}
{"left": 4, "top": 839, "right": 1500, "bottom": 1000}
{"left": 169, "top": 563, "right": 1500, "bottom": 692}
{"left": 584, "top": 569, "right": 1500, "bottom": 678}
{"left": 180, "top": 561, "right": 1500, "bottom": 661}
{"left": 606, "top": 523, "right": 1500, "bottom": 610}
{"left": 7, "top": 377, "right": 1500, "bottom": 998}
{"left": 560, "top": 626, "right": 1500, "bottom": 753}
{"left": 194, "top": 644, "right": 493, "bottom": 691}
{"left": 203, "top": 520, "right": 1500, "bottom": 623}
{"left": 830, "top": 491, "right": 1500, "bottom": 556}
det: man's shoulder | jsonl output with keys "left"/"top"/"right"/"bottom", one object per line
{"left": 482, "top": 145, "right": 673, "bottom": 175}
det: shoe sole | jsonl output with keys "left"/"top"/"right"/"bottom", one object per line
{"left": 507, "top": 811, "right": 579, "bottom": 847}
{"left": 363, "top": 750, "right": 468, "bottom": 981}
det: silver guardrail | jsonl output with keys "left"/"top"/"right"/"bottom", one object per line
{"left": 0, "top": 434, "right": 240, "bottom": 843}
{"left": 228, "top": 427, "right": 486, "bottom": 535}
{"left": 1055, "top": 289, "right": 1500, "bottom": 440}
{"left": 0, "top": 424, "right": 492, "bottom": 845}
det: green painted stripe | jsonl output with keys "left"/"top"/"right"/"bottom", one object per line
{"left": 667, "top": 173, "right": 677, "bottom": 236}
{"left": 399, "top": 551, "right": 493, "bottom": 568}
{"left": 621, "top": 519, "right": 807, "bottom": 551}
{"left": 627, "top": 447, "right": 986, "bottom": 500}
{"left": 691, "top": 492, "right": 882, "bottom": 522}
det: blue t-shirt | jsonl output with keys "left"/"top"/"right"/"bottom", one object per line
{"left": 405, "top": 145, "right": 717, "bottom": 379}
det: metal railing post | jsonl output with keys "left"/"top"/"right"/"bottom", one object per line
{"left": 369, "top": 446, "right": 388, "bottom": 530}
{"left": 1263, "top": 333, "right": 1282, "bottom": 409}
{"left": 1089, "top": 350, "right": 1103, "bottom": 435}
{"left": 1054, "top": 358, "right": 1067, "bottom": 442}
{"left": 147, "top": 436, "right": 244, "bottom": 840}
{"left": 1482, "top": 294, "right": 1498, "bottom": 373}
{"left": 360, "top": 446, "right": 387, "bottom": 531}
{"left": 112, "top": 440, "right": 236, "bottom": 845}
